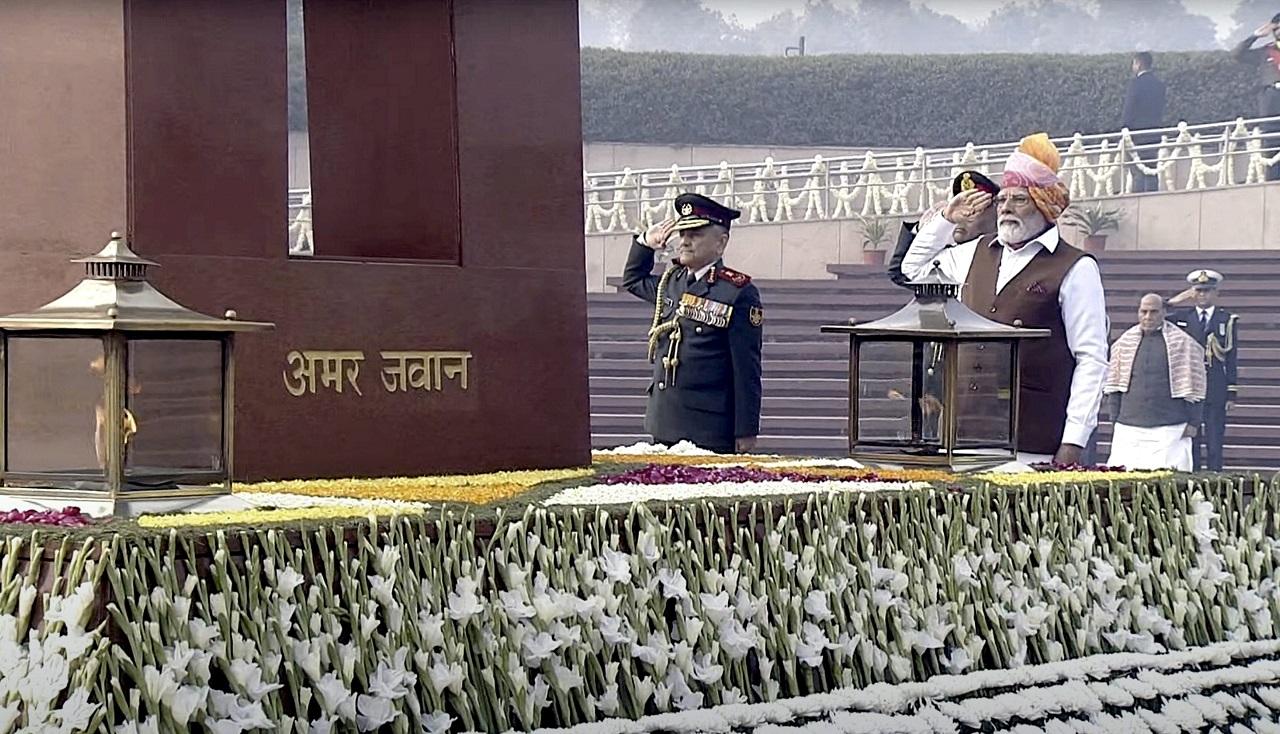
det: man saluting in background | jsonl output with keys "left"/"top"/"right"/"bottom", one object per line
{"left": 1168, "top": 269, "right": 1240, "bottom": 471}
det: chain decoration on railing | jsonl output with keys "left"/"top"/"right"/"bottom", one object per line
{"left": 576, "top": 117, "right": 1280, "bottom": 235}
{"left": 284, "top": 116, "right": 1280, "bottom": 246}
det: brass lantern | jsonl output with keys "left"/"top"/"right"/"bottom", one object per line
{"left": 821, "top": 263, "right": 1048, "bottom": 471}
{"left": 0, "top": 232, "right": 272, "bottom": 515}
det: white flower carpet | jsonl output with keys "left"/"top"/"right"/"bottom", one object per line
{"left": 532, "top": 640, "right": 1280, "bottom": 733}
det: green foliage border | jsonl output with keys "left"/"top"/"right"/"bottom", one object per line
{"left": 578, "top": 48, "right": 1259, "bottom": 149}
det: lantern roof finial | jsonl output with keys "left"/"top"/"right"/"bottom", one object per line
{"left": 71, "top": 231, "right": 159, "bottom": 282}
{"left": 909, "top": 260, "right": 961, "bottom": 301}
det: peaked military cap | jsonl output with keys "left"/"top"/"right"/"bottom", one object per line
{"left": 672, "top": 193, "right": 742, "bottom": 232}
{"left": 952, "top": 170, "right": 999, "bottom": 196}
{"left": 1187, "top": 269, "right": 1224, "bottom": 289}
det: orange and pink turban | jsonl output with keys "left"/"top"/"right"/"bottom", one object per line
{"left": 1001, "top": 133, "right": 1070, "bottom": 222}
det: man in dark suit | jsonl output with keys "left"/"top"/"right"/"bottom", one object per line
{"left": 887, "top": 170, "right": 999, "bottom": 288}
{"left": 1121, "top": 51, "right": 1167, "bottom": 193}
{"left": 1232, "top": 14, "right": 1280, "bottom": 182}
{"left": 621, "top": 193, "right": 763, "bottom": 454}
{"left": 1168, "top": 269, "right": 1239, "bottom": 471}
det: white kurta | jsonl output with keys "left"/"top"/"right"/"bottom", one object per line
{"left": 1107, "top": 423, "right": 1192, "bottom": 471}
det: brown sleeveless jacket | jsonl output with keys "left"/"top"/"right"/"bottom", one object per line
{"left": 960, "top": 236, "right": 1091, "bottom": 455}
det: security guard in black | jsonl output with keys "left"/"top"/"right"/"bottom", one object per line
{"left": 621, "top": 193, "right": 763, "bottom": 454}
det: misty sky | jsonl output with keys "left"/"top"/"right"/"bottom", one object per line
{"left": 702, "top": 0, "right": 1244, "bottom": 39}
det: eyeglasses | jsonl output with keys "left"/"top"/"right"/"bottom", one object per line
{"left": 995, "top": 194, "right": 1032, "bottom": 207}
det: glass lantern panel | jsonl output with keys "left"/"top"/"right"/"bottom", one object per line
{"left": 855, "top": 341, "right": 913, "bottom": 443}
{"left": 954, "top": 341, "right": 1012, "bottom": 447}
{"left": 916, "top": 340, "right": 947, "bottom": 445}
{"left": 7, "top": 337, "right": 106, "bottom": 478}
{"left": 125, "top": 339, "right": 224, "bottom": 484}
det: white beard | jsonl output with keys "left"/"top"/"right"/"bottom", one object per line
{"left": 997, "top": 210, "right": 1048, "bottom": 245}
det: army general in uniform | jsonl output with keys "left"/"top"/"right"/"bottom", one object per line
{"left": 621, "top": 193, "right": 763, "bottom": 454}
{"left": 1168, "top": 269, "right": 1240, "bottom": 471}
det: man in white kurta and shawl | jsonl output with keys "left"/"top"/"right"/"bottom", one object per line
{"left": 1104, "top": 294, "right": 1206, "bottom": 471}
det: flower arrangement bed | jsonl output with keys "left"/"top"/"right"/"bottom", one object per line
{"left": 537, "top": 639, "right": 1280, "bottom": 732}
{"left": 2, "top": 467, "right": 1280, "bottom": 732}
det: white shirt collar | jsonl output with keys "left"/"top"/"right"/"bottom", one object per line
{"left": 1198, "top": 305, "right": 1215, "bottom": 319}
{"left": 691, "top": 262, "right": 716, "bottom": 282}
{"left": 1136, "top": 69, "right": 1151, "bottom": 77}
{"left": 1000, "top": 225, "right": 1060, "bottom": 253}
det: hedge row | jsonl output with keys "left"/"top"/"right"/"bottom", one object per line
{"left": 580, "top": 47, "right": 1264, "bottom": 148}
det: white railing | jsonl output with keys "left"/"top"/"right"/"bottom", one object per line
{"left": 580, "top": 116, "right": 1280, "bottom": 235}
{"left": 286, "top": 115, "right": 1280, "bottom": 250}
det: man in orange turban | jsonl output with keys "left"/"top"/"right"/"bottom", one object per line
{"left": 998, "top": 133, "right": 1071, "bottom": 225}
{"left": 900, "top": 133, "right": 1109, "bottom": 467}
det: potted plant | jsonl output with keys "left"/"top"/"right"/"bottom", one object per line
{"left": 856, "top": 215, "right": 893, "bottom": 265}
{"left": 1059, "top": 203, "right": 1123, "bottom": 254}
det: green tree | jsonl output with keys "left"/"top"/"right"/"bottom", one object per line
{"left": 1091, "top": 0, "right": 1217, "bottom": 52}
{"left": 850, "top": 0, "right": 974, "bottom": 54}
{"left": 580, "top": 0, "right": 644, "bottom": 49}
{"left": 980, "top": 0, "right": 1100, "bottom": 53}
{"left": 1230, "top": 0, "right": 1279, "bottom": 42}
{"left": 625, "top": 0, "right": 751, "bottom": 53}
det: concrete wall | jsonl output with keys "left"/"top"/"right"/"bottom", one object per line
{"left": 1107, "top": 184, "right": 1280, "bottom": 252}
{"left": 585, "top": 183, "right": 1280, "bottom": 291}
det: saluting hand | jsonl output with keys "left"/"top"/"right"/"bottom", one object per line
{"left": 1253, "top": 20, "right": 1277, "bottom": 37}
{"left": 943, "top": 190, "right": 992, "bottom": 227}
{"left": 643, "top": 218, "right": 677, "bottom": 250}
{"left": 1168, "top": 286, "right": 1197, "bottom": 306}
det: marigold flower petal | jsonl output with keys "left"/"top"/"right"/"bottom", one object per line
{"left": 138, "top": 504, "right": 423, "bottom": 528}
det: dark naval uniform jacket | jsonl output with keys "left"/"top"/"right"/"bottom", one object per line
{"left": 621, "top": 239, "right": 763, "bottom": 452}
{"left": 1169, "top": 306, "right": 1239, "bottom": 405}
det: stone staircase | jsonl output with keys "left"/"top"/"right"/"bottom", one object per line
{"left": 588, "top": 250, "right": 1280, "bottom": 469}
